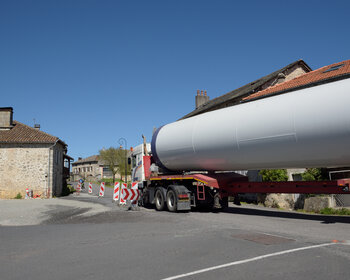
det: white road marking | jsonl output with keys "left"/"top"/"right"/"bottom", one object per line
{"left": 160, "top": 242, "right": 338, "bottom": 280}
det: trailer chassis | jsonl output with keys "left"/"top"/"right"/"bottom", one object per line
{"left": 140, "top": 172, "right": 350, "bottom": 212}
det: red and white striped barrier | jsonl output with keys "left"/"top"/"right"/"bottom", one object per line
{"left": 123, "top": 188, "right": 140, "bottom": 204}
{"left": 119, "top": 183, "right": 127, "bottom": 205}
{"left": 131, "top": 182, "right": 139, "bottom": 205}
{"left": 25, "top": 188, "right": 30, "bottom": 199}
{"left": 88, "top": 183, "right": 92, "bottom": 194}
{"left": 113, "top": 182, "right": 120, "bottom": 201}
{"left": 99, "top": 182, "right": 105, "bottom": 197}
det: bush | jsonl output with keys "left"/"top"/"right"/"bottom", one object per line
{"left": 61, "top": 184, "right": 75, "bottom": 196}
{"left": 259, "top": 169, "right": 288, "bottom": 182}
{"left": 14, "top": 193, "right": 22, "bottom": 199}
{"left": 302, "top": 168, "right": 328, "bottom": 181}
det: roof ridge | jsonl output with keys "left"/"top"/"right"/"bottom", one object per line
{"left": 73, "top": 154, "right": 100, "bottom": 163}
{"left": 278, "top": 59, "right": 350, "bottom": 84}
{"left": 181, "top": 59, "right": 311, "bottom": 119}
{"left": 13, "top": 120, "right": 59, "bottom": 140}
{"left": 243, "top": 59, "right": 350, "bottom": 102}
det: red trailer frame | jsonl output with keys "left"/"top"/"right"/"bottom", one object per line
{"left": 142, "top": 156, "right": 350, "bottom": 211}
{"left": 149, "top": 172, "right": 350, "bottom": 195}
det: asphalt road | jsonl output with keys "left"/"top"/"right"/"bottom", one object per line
{"left": 1, "top": 188, "right": 350, "bottom": 280}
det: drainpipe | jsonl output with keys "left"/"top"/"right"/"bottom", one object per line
{"left": 47, "top": 139, "right": 59, "bottom": 198}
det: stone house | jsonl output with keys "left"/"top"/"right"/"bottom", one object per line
{"left": 72, "top": 153, "right": 131, "bottom": 182}
{"left": 181, "top": 59, "right": 350, "bottom": 208}
{"left": 71, "top": 155, "right": 106, "bottom": 181}
{"left": 0, "top": 107, "right": 72, "bottom": 198}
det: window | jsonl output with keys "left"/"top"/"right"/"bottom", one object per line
{"left": 103, "top": 166, "right": 113, "bottom": 177}
{"left": 323, "top": 64, "right": 344, "bottom": 73}
{"left": 132, "top": 156, "right": 137, "bottom": 168}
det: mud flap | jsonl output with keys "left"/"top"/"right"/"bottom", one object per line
{"left": 177, "top": 200, "right": 191, "bottom": 211}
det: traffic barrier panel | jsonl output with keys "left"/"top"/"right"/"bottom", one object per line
{"left": 99, "top": 182, "right": 105, "bottom": 197}
{"left": 25, "top": 188, "right": 30, "bottom": 199}
{"left": 88, "top": 183, "right": 93, "bottom": 194}
{"left": 76, "top": 183, "right": 81, "bottom": 192}
{"left": 123, "top": 188, "right": 140, "bottom": 204}
{"left": 119, "top": 183, "right": 127, "bottom": 205}
{"left": 113, "top": 182, "right": 120, "bottom": 201}
{"left": 131, "top": 182, "right": 139, "bottom": 204}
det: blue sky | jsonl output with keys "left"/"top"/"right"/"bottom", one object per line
{"left": 1, "top": 0, "right": 349, "bottom": 161}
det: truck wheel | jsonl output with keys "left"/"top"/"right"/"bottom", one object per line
{"left": 140, "top": 190, "right": 149, "bottom": 207}
{"left": 213, "top": 193, "right": 228, "bottom": 211}
{"left": 155, "top": 189, "right": 165, "bottom": 211}
{"left": 166, "top": 189, "right": 177, "bottom": 212}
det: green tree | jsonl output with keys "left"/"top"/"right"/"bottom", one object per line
{"left": 117, "top": 148, "right": 131, "bottom": 182}
{"left": 259, "top": 169, "right": 288, "bottom": 182}
{"left": 99, "top": 147, "right": 123, "bottom": 184}
{"left": 302, "top": 168, "right": 328, "bottom": 181}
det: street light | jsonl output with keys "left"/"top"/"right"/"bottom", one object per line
{"left": 118, "top": 137, "right": 128, "bottom": 184}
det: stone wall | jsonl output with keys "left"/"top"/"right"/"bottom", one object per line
{"left": 303, "top": 196, "right": 335, "bottom": 212}
{"left": 262, "top": 193, "right": 295, "bottom": 209}
{"left": 0, "top": 143, "right": 65, "bottom": 198}
{"left": 255, "top": 64, "right": 308, "bottom": 92}
{"left": 72, "top": 162, "right": 102, "bottom": 181}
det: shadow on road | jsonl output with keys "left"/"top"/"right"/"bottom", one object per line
{"left": 224, "top": 206, "right": 350, "bottom": 224}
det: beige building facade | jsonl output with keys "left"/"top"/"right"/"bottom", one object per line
{"left": 71, "top": 154, "right": 131, "bottom": 182}
{"left": 0, "top": 107, "right": 72, "bottom": 198}
{"left": 71, "top": 155, "right": 105, "bottom": 181}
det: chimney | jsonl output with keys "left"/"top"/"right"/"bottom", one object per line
{"left": 195, "top": 90, "right": 210, "bottom": 109}
{"left": 0, "top": 107, "right": 14, "bottom": 130}
{"left": 34, "top": 124, "right": 40, "bottom": 130}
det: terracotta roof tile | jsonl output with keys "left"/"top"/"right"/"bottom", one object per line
{"left": 0, "top": 121, "right": 60, "bottom": 144}
{"left": 243, "top": 59, "right": 350, "bottom": 101}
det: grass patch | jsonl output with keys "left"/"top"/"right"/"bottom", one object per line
{"left": 319, "top": 207, "right": 350, "bottom": 215}
{"left": 296, "top": 207, "right": 350, "bottom": 215}
{"left": 98, "top": 178, "right": 125, "bottom": 187}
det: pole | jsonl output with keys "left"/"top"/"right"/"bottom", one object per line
{"left": 118, "top": 137, "right": 127, "bottom": 185}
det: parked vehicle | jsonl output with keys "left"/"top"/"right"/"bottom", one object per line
{"left": 131, "top": 79, "right": 350, "bottom": 211}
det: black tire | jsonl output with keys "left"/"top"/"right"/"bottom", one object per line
{"left": 141, "top": 191, "right": 152, "bottom": 208}
{"left": 213, "top": 193, "right": 228, "bottom": 212}
{"left": 155, "top": 189, "right": 166, "bottom": 211}
{"left": 166, "top": 189, "right": 177, "bottom": 212}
